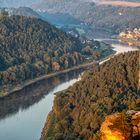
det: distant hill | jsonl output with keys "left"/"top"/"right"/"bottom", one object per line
{"left": 41, "top": 51, "right": 139, "bottom": 140}
{"left": 33, "top": 0, "right": 95, "bottom": 12}
{"left": 0, "top": 15, "right": 113, "bottom": 96}
{"left": 0, "top": 6, "right": 81, "bottom": 26}
{"left": 2, "top": 1, "right": 139, "bottom": 36}
{"left": 0, "top": 7, "right": 41, "bottom": 18}
{"left": 82, "top": 5, "right": 140, "bottom": 34}
{"left": 37, "top": 12, "right": 82, "bottom": 26}
{"left": 33, "top": 1, "right": 140, "bottom": 35}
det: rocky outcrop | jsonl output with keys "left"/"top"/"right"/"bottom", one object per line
{"left": 131, "top": 111, "right": 140, "bottom": 138}
{"left": 100, "top": 110, "right": 140, "bottom": 140}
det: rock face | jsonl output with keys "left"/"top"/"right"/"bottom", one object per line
{"left": 100, "top": 111, "right": 140, "bottom": 140}
{"left": 132, "top": 111, "right": 140, "bottom": 138}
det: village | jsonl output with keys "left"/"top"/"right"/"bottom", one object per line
{"left": 119, "top": 28, "right": 140, "bottom": 46}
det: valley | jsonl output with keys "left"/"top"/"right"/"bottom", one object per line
{"left": 0, "top": 40, "right": 138, "bottom": 140}
{"left": 34, "top": 0, "right": 140, "bottom": 37}
{"left": 0, "top": 14, "right": 114, "bottom": 97}
{"left": 0, "top": 1, "right": 140, "bottom": 140}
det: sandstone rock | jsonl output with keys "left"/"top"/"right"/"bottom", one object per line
{"left": 100, "top": 111, "right": 140, "bottom": 140}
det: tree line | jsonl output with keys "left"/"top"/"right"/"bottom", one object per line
{"left": 0, "top": 15, "right": 113, "bottom": 93}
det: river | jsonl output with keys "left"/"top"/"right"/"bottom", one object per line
{"left": 97, "top": 39, "right": 139, "bottom": 64}
{"left": 0, "top": 69, "right": 83, "bottom": 140}
{"left": 0, "top": 41, "right": 139, "bottom": 140}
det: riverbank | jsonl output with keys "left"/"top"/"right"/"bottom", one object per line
{"left": 0, "top": 70, "right": 82, "bottom": 140}
{"left": 40, "top": 50, "right": 139, "bottom": 140}
{"left": 1, "top": 39, "right": 138, "bottom": 98}
{"left": 40, "top": 41, "right": 140, "bottom": 140}
{"left": 0, "top": 41, "right": 139, "bottom": 140}
{"left": 0, "top": 60, "right": 98, "bottom": 98}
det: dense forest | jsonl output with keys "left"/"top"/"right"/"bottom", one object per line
{"left": 41, "top": 51, "right": 139, "bottom": 140}
{"left": 82, "top": 5, "right": 140, "bottom": 34}
{"left": 0, "top": 14, "right": 113, "bottom": 95}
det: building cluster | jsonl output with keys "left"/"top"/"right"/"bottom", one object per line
{"left": 119, "top": 28, "right": 140, "bottom": 40}
{"left": 119, "top": 28, "right": 140, "bottom": 46}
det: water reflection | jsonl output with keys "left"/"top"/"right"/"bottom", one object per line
{"left": 0, "top": 69, "right": 83, "bottom": 120}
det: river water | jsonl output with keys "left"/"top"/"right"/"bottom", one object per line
{"left": 0, "top": 41, "right": 139, "bottom": 140}
{"left": 0, "top": 69, "right": 82, "bottom": 140}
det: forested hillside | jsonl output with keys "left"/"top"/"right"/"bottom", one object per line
{"left": 0, "top": 7, "right": 41, "bottom": 18}
{"left": 35, "top": 1, "right": 140, "bottom": 35}
{"left": 41, "top": 51, "right": 139, "bottom": 140}
{"left": 0, "top": 15, "right": 112, "bottom": 95}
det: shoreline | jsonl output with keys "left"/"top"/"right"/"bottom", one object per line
{"left": 1, "top": 38, "right": 138, "bottom": 98}
{"left": 0, "top": 60, "right": 99, "bottom": 98}
{"left": 40, "top": 48, "right": 139, "bottom": 140}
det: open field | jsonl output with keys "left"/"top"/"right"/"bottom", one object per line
{"left": 98, "top": 0, "right": 140, "bottom": 7}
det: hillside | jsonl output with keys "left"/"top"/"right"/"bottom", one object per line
{"left": 0, "top": 7, "right": 41, "bottom": 18}
{"left": 0, "top": 15, "right": 113, "bottom": 96}
{"left": 34, "top": 1, "right": 140, "bottom": 35}
{"left": 75, "top": 5, "right": 140, "bottom": 34}
{"left": 41, "top": 51, "right": 139, "bottom": 140}
{"left": 37, "top": 12, "right": 81, "bottom": 26}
